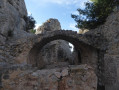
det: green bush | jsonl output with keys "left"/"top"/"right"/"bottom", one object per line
{"left": 24, "top": 15, "right": 36, "bottom": 32}
{"left": 71, "top": 0, "right": 119, "bottom": 30}
{"left": 30, "top": 29, "right": 36, "bottom": 34}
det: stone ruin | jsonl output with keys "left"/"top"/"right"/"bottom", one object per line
{"left": 35, "top": 18, "right": 72, "bottom": 68}
{"left": 0, "top": 0, "right": 119, "bottom": 90}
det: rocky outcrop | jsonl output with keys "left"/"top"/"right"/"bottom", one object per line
{"left": 36, "top": 18, "right": 61, "bottom": 34}
{"left": 1, "top": 64, "right": 97, "bottom": 90}
{"left": 0, "top": 0, "right": 36, "bottom": 64}
{"left": 0, "top": 0, "right": 28, "bottom": 40}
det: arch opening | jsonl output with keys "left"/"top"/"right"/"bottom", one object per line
{"left": 35, "top": 39, "right": 82, "bottom": 69}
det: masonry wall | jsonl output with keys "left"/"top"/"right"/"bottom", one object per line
{"left": 85, "top": 10, "right": 119, "bottom": 90}
{"left": 1, "top": 64, "right": 97, "bottom": 90}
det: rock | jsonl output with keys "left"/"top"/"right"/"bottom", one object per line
{"left": 61, "top": 69, "right": 69, "bottom": 77}
{"left": 55, "top": 72, "right": 61, "bottom": 78}
{"left": 0, "top": 0, "right": 27, "bottom": 38}
{"left": 36, "top": 18, "right": 61, "bottom": 34}
{"left": 0, "top": 0, "right": 36, "bottom": 64}
{"left": 0, "top": 35, "right": 6, "bottom": 45}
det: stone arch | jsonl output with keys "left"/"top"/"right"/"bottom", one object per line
{"left": 27, "top": 30, "right": 98, "bottom": 69}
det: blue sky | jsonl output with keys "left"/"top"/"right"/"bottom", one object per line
{"left": 24, "top": 0, "right": 88, "bottom": 32}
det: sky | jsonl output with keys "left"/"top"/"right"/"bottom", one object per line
{"left": 24, "top": 0, "right": 88, "bottom": 32}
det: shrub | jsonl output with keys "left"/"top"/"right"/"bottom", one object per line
{"left": 24, "top": 15, "right": 36, "bottom": 32}
{"left": 30, "top": 29, "right": 36, "bottom": 34}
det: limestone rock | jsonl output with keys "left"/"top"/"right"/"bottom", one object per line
{"left": 0, "top": 0, "right": 37, "bottom": 64}
{"left": 0, "top": 0, "right": 27, "bottom": 38}
{"left": 36, "top": 18, "right": 61, "bottom": 34}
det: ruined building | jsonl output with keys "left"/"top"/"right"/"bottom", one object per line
{"left": 0, "top": 0, "right": 119, "bottom": 90}
{"left": 35, "top": 18, "right": 72, "bottom": 68}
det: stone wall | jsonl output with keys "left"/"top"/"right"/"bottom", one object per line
{"left": 101, "top": 12, "right": 119, "bottom": 89}
{"left": 85, "top": 10, "right": 119, "bottom": 90}
{"left": 1, "top": 64, "right": 97, "bottom": 90}
{"left": 28, "top": 30, "right": 98, "bottom": 70}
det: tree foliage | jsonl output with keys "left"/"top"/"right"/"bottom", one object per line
{"left": 71, "top": 0, "right": 119, "bottom": 30}
{"left": 24, "top": 15, "right": 36, "bottom": 32}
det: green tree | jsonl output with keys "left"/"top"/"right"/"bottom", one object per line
{"left": 71, "top": 0, "right": 119, "bottom": 30}
{"left": 24, "top": 15, "right": 36, "bottom": 32}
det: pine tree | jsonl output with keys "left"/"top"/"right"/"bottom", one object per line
{"left": 71, "top": 0, "right": 119, "bottom": 30}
